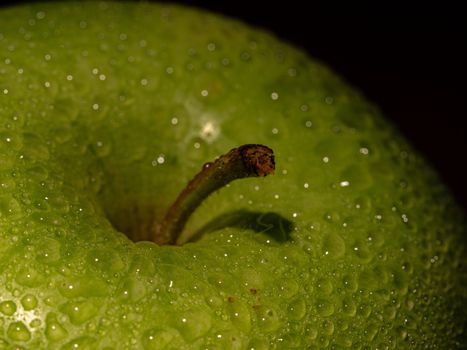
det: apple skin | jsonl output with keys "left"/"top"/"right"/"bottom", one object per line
{"left": 0, "top": 2, "right": 465, "bottom": 349}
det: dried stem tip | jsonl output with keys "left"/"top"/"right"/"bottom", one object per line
{"left": 153, "top": 144, "right": 275, "bottom": 245}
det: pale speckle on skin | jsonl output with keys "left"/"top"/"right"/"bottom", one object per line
{"left": 207, "top": 42, "right": 216, "bottom": 51}
{"left": 360, "top": 147, "right": 369, "bottom": 155}
{"left": 288, "top": 67, "right": 297, "bottom": 76}
{"left": 271, "top": 92, "right": 279, "bottom": 100}
{"left": 36, "top": 11, "right": 46, "bottom": 20}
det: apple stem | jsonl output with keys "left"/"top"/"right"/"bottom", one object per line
{"left": 152, "top": 144, "right": 275, "bottom": 245}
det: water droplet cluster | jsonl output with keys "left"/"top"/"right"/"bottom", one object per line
{"left": 0, "top": 2, "right": 465, "bottom": 349}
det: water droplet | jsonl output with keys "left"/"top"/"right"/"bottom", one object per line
{"left": 7, "top": 321, "right": 31, "bottom": 341}
{"left": 384, "top": 306, "right": 397, "bottom": 321}
{"left": 316, "top": 299, "right": 334, "bottom": 317}
{"left": 0, "top": 195, "right": 21, "bottom": 217}
{"left": 60, "top": 299, "right": 100, "bottom": 325}
{"left": 228, "top": 300, "right": 251, "bottom": 332}
{"left": 16, "top": 267, "right": 45, "bottom": 287}
{"left": 358, "top": 303, "right": 372, "bottom": 318}
{"left": 0, "top": 300, "right": 17, "bottom": 316}
{"left": 321, "top": 233, "right": 345, "bottom": 258}
{"left": 288, "top": 298, "right": 306, "bottom": 320}
{"left": 316, "top": 278, "right": 333, "bottom": 295}
{"left": 152, "top": 154, "right": 165, "bottom": 166}
{"left": 142, "top": 328, "right": 177, "bottom": 350}
{"left": 45, "top": 313, "right": 68, "bottom": 341}
{"left": 36, "top": 237, "right": 61, "bottom": 264}
{"left": 30, "top": 318, "right": 42, "bottom": 328}
{"left": 306, "top": 325, "right": 318, "bottom": 340}
{"left": 256, "top": 306, "right": 280, "bottom": 333}
{"left": 342, "top": 274, "right": 358, "bottom": 292}
{"left": 58, "top": 277, "right": 109, "bottom": 298}
{"left": 342, "top": 297, "right": 357, "bottom": 317}
{"left": 0, "top": 131, "right": 22, "bottom": 150}
{"left": 176, "top": 309, "right": 212, "bottom": 341}
{"left": 321, "top": 319, "right": 334, "bottom": 336}
{"left": 121, "top": 277, "right": 147, "bottom": 302}
{"left": 61, "top": 336, "right": 97, "bottom": 349}
{"left": 20, "top": 294, "right": 38, "bottom": 310}
{"left": 352, "top": 239, "right": 373, "bottom": 263}
{"left": 278, "top": 279, "right": 299, "bottom": 298}
{"left": 247, "top": 338, "right": 269, "bottom": 350}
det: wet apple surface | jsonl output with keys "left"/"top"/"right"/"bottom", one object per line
{"left": 0, "top": 2, "right": 465, "bottom": 349}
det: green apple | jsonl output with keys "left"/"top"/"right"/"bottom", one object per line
{"left": 0, "top": 2, "right": 465, "bottom": 349}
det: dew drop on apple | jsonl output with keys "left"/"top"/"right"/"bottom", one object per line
{"left": 321, "top": 233, "right": 345, "bottom": 258}
{"left": 45, "top": 312, "right": 68, "bottom": 341}
{"left": 316, "top": 299, "right": 335, "bottom": 317}
{"left": 142, "top": 328, "right": 176, "bottom": 350}
{"left": 0, "top": 196, "right": 20, "bottom": 217}
{"left": 288, "top": 298, "right": 307, "bottom": 320}
{"left": 342, "top": 274, "right": 358, "bottom": 292}
{"left": 256, "top": 306, "right": 281, "bottom": 332}
{"left": 228, "top": 300, "right": 251, "bottom": 332}
{"left": 0, "top": 300, "right": 17, "bottom": 316}
{"left": 7, "top": 321, "right": 31, "bottom": 341}
{"left": 92, "top": 140, "right": 112, "bottom": 158}
{"left": 0, "top": 131, "right": 23, "bottom": 150}
{"left": 177, "top": 309, "right": 212, "bottom": 341}
{"left": 278, "top": 278, "right": 299, "bottom": 298}
{"left": 316, "top": 278, "right": 333, "bottom": 295}
{"left": 342, "top": 297, "right": 357, "bottom": 316}
{"left": 20, "top": 294, "right": 38, "bottom": 310}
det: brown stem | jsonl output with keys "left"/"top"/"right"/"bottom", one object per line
{"left": 152, "top": 144, "right": 275, "bottom": 245}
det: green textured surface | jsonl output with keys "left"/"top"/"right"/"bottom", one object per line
{"left": 0, "top": 2, "right": 466, "bottom": 349}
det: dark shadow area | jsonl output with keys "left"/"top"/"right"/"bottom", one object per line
{"left": 190, "top": 210, "right": 294, "bottom": 243}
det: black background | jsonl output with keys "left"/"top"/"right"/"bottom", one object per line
{"left": 2, "top": 1, "right": 466, "bottom": 211}
{"left": 160, "top": 1, "right": 467, "bottom": 211}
